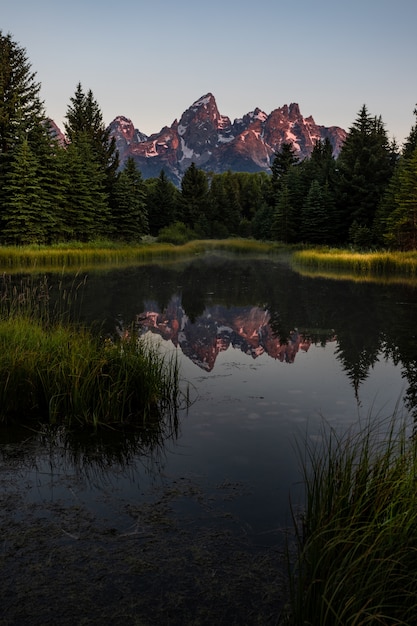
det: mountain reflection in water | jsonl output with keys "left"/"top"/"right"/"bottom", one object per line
{"left": 137, "top": 297, "right": 336, "bottom": 371}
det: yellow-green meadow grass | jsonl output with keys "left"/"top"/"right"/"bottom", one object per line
{"left": 0, "top": 239, "right": 286, "bottom": 273}
{"left": 293, "top": 248, "right": 417, "bottom": 278}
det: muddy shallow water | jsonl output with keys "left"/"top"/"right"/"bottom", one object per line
{"left": 0, "top": 429, "right": 286, "bottom": 625}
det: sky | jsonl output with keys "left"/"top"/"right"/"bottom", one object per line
{"left": 2, "top": 0, "right": 417, "bottom": 146}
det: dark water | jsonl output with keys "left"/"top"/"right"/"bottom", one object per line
{"left": 2, "top": 253, "right": 417, "bottom": 540}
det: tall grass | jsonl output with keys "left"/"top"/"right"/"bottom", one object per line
{"left": 283, "top": 413, "right": 417, "bottom": 625}
{"left": 0, "top": 275, "right": 182, "bottom": 428}
{"left": 0, "top": 239, "right": 286, "bottom": 273}
{"left": 292, "top": 248, "right": 417, "bottom": 279}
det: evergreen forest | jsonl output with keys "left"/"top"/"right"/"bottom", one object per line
{"left": 1, "top": 31, "right": 417, "bottom": 250}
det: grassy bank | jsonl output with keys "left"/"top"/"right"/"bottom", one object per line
{"left": 283, "top": 414, "right": 417, "bottom": 625}
{"left": 0, "top": 276, "right": 181, "bottom": 427}
{"left": 0, "top": 239, "right": 286, "bottom": 272}
{"left": 3, "top": 241, "right": 417, "bottom": 279}
{"left": 293, "top": 248, "right": 417, "bottom": 278}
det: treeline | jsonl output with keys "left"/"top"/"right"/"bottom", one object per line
{"left": 1, "top": 31, "right": 416, "bottom": 249}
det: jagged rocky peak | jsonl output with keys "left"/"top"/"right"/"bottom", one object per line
{"left": 108, "top": 115, "right": 148, "bottom": 143}
{"left": 107, "top": 115, "right": 148, "bottom": 162}
{"left": 177, "top": 93, "right": 232, "bottom": 153}
{"left": 188, "top": 93, "right": 232, "bottom": 131}
{"left": 288, "top": 102, "right": 301, "bottom": 120}
{"left": 100, "top": 93, "right": 347, "bottom": 184}
{"left": 109, "top": 115, "right": 135, "bottom": 139}
{"left": 188, "top": 93, "right": 223, "bottom": 121}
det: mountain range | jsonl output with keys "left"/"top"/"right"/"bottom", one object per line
{"left": 50, "top": 93, "right": 347, "bottom": 184}
{"left": 107, "top": 93, "right": 347, "bottom": 184}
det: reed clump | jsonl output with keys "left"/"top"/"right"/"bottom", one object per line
{"left": 292, "top": 248, "right": 417, "bottom": 278}
{"left": 0, "top": 276, "right": 181, "bottom": 427}
{"left": 283, "top": 414, "right": 417, "bottom": 625}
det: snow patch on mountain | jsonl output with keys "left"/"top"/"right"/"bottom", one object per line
{"left": 180, "top": 138, "right": 194, "bottom": 160}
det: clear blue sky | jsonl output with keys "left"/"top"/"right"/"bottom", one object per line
{"left": 2, "top": 0, "right": 417, "bottom": 146}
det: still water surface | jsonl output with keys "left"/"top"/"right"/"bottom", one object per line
{"left": 2, "top": 253, "right": 416, "bottom": 542}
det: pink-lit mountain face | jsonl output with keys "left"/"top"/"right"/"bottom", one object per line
{"left": 107, "top": 93, "right": 347, "bottom": 183}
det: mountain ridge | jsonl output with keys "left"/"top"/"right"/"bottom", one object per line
{"left": 107, "top": 93, "right": 346, "bottom": 184}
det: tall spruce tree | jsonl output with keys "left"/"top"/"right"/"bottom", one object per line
{"left": 382, "top": 146, "right": 417, "bottom": 249}
{"left": 0, "top": 31, "right": 44, "bottom": 157}
{"left": 271, "top": 183, "right": 296, "bottom": 243}
{"left": 402, "top": 105, "right": 417, "bottom": 160}
{"left": 2, "top": 139, "right": 48, "bottom": 244}
{"left": 60, "top": 137, "right": 110, "bottom": 241}
{"left": 300, "top": 138, "right": 337, "bottom": 188}
{"left": 375, "top": 105, "right": 417, "bottom": 248}
{"left": 269, "top": 142, "right": 299, "bottom": 202}
{"left": 336, "top": 105, "right": 393, "bottom": 242}
{"left": 179, "top": 163, "right": 210, "bottom": 233}
{"left": 301, "top": 180, "right": 335, "bottom": 244}
{"left": 64, "top": 83, "right": 119, "bottom": 204}
{"left": 0, "top": 31, "right": 47, "bottom": 237}
{"left": 64, "top": 85, "right": 117, "bottom": 237}
{"left": 207, "top": 171, "right": 247, "bottom": 238}
{"left": 112, "top": 157, "right": 148, "bottom": 241}
{"left": 145, "top": 170, "right": 179, "bottom": 236}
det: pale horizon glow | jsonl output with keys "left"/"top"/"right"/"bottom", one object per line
{"left": 2, "top": 0, "right": 417, "bottom": 147}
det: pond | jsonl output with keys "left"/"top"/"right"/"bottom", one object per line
{"left": 1, "top": 252, "right": 416, "bottom": 624}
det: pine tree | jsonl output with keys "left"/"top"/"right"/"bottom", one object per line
{"left": 46, "top": 143, "right": 71, "bottom": 242}
{"left": 298, "top": 139, "right": 340, "bottom": 242}
{"left": 2, "top": 139, "right": 48, "bottom": 244}
{"left": 0, "top": 31, "right": 44, "bottom": 157}
{"left": 64, "top": 83, "right": 119, "bottom": 200}
{"left": 0, "top": 31, "right": 46, "bottom": 232}
{"left": 112, "top": 157, "right": 148, "bottom": 241}
{"left": 238, "top": 172, "right": 270, "bottom": 221}
{"left": 64, "top": 84, "right": 115, "bottom": 239}
{"left": 375, "top": 106, "right": 417, "bottom": 248}
{"left": 145, "top": 170, "right": 179, "bottom": 236}
{"left": 336, "top": 105, "right": 393, "bottom": 242}
{"left": 30, "top": 120, "right": 68, "bottom": 243}
{"left": 207, "top": 172, "right": 243, "bottom": 238}
{"left": 271, "top": 183, "right": 296, "bottom": 243}
{"left": 207, "top": 173, "right": 230, "bottom": 237}
{"left": 300, "top": 138, "right": 337, "bottom": 188}
{"left": 301, "top": 179, "right": 336, "bottom": 244}
{"left": 383, "top": 146, "right": 417, "bottom": 249}
{"left": 402, "top": 105, "right": 417, "bottom": 160}
{"left": 251, "top": 203, "right": 275, "bottom": 240}
{"left": 60, "top": 137, "right": 110, "bottom": 241}
{"left": 271, "top": 143, "right": 299, "bottom": 187}
{"left": 179, "top": 163, "right": 209, "bottom": 232}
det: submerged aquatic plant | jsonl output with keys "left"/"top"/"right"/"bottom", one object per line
{"left": 282, "top": 413, "right": 417, "bottom": 625}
